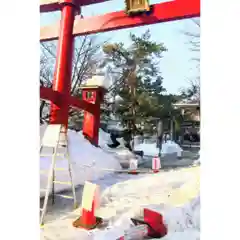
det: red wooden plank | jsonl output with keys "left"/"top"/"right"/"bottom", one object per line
{"left": 40, "top": 0, "right": 110, "bottom": 13}
{"left": 40, "top": 0, "right": 60, "bottom": 13}
{"left": 40, "top": 86, "right": 60, "bottom": 104}
{"left": 40, "top": 0, "right": 200, "bottom": 42}
{"left": 69, "top": 95, "right": 98, "bottom": 113}
{"left": 40, "top": 86, "right": 98, "bottom": 113}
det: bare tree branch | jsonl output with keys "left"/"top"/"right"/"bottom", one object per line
{"left": 181, "top": 18, "right": 200, "bottom": 101}
{"left": 39, "top": 35, "right": 104, "bottom": 124}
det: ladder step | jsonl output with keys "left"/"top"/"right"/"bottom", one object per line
{"left": 40, "top": 168, "right": 68, "bottom": 174}
{"left": 40, "top": 125, "right": 75, "bottom": 225}
{"left": 40, "top": 191, "right": 73, "bottom": 199}
{"left": 40, "top": 154, "right": 65, "bottom": 157}
{"left": 55, "top": 194, "right": 74, "bottom": 199}
{"left": 53, "top": 181, "right": 72, "bottom": 185}
{"left": 55, "top": 168, "right": 68, "bottom": 171}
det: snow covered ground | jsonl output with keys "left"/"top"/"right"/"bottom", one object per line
{"left": 40, "top": 126, "right": 200, "bottom": 239}
{"left": 40, "top": 125, "right": 122, "bottom": 196}
{"left": 41, "top": 167, "right": 200, "bottom": 240}
{"left": 98, "top": 129, "right": 184, "bottom": 165}
{"left": 134, "top": 141, "right": 183, "bottom": 157}
{"left": 98, "top": 129, "right": 137, "bottom": 163}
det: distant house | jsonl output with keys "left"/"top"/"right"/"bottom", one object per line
{"left": 172, "top": 100, "right": 200, "bottom": 145}
{"left": 173, "top": 100, "right": 200, "bottom": 122}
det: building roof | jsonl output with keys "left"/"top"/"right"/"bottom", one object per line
{"left": 173, "top": 99, "right": 200, "bottom": 109}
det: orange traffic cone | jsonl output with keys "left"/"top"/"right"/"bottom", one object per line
{"left": 128, "top": 159, "right": 139, "bottom": 174}
{"left": 73, "top": 200, "right": 102, "bottom": 229}
{"left": 129, "top": 171, "right": 139, "bottom": 175}
{"left": 73, "top": 181, "right": 102, "bottom": 230}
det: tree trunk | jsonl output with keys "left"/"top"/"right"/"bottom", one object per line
{"left": 40, "top": 100, "right": 46, "bottom": 124}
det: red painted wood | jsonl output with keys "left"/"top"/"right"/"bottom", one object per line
{"left": 69, "top": 94, "right": 98, "bottom": 113}
{"left": 40, "top": 0, "right": 110, "bottom": 13}
{"left": 40, "top": 86, "right": 99, "bottom": 113}
{"left": 40, "top": 86, "right": 60, "bottom": 105}
{"left": 49, "top": 2, "right": 76, "bottom": 128}
{"left": 40, "top": 0, "right": 200, "bottom": 42}
{"left": 40, "top": 0, "right": 200, "bottom": 145}
{"left": 82, "top": 90, "right": 101, "bottom": 146}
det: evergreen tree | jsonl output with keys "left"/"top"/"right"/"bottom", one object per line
{"left": 102, "top": 30, "right": 176, "bottom": 134}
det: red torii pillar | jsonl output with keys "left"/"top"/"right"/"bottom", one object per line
{"left": 47, "top": 0, "right": 105, "bottom": 146}
{"left": 49, "top": 0, "right": 76, "bottom": 128}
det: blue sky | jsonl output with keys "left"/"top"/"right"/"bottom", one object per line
{"left": 40, "top": 0, "right": 199, "bottom": 94}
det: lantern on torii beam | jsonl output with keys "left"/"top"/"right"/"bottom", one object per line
{"left": 125, "top": 0, "right": 150, "bottom": 15}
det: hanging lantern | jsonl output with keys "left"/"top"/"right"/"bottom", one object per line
{"left": 125, "top": 0, "right": 150, "bottom": 15}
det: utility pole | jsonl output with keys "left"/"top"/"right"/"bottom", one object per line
{"left": 157, "top": 119, "right": 163, "bottom": 157}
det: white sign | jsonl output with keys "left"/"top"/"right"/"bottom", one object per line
{"left": 81, "top": 181, "right": 99, "bottom": 211}
{"left": 41, "top": 124, "right": 63, "bottom": 147}
{"left": 129, "top": 159, "right": 138, "bottom": 170}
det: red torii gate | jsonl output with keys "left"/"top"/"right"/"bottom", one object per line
{"left": 40, "top": 0, "right": 200, "bottom": 146}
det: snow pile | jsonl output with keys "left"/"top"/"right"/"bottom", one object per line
{"left": 162, "top": 196, "right": 200, "bottom": 240}
{"left": 162, "top": 230, "right": 200, "bottom": 240}
{"left": 41, "top": 167, "right": 200, "bottom": 240}
{"left": 40, "top": 124, "right": 198, "bottom": 239}
{"left": 134, "top": 140, "right": 183, "bottom": 157}
{"left": 192, "top": 150, "right": 200, "bottom": 166}
{"left": 160, "top": 169, "right": 200, "bottom": 239}
{"left": 193, "top": 158, "right": 200, "bottom": 166}
{"left": 98, "top": 129, "right": 111, "bottom": 145}
{"left": 86, "top": 75, "right": 110, "bottom": 89}
{"left": 98, "top": 129, "right": 136, "bottom": 162}
{"left": 99, "top": 129, "right": 183, "bottom": 160}
{"left": 40, "top": 125, "right": 122, "bottom": 196}
{"left": 97, "top": 167, "right": 200, "bottom": 239}
{"left": 98, "top": 167, "right": 199, "bottom": 224}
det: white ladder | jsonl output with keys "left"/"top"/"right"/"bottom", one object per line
{"left": 40, "top": 124, "right": 77, "bottom": 226}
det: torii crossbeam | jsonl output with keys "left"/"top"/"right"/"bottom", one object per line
{"left": 40, "top": 0, "right": 200, "bottom": 146}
